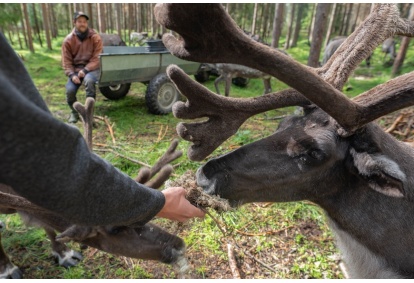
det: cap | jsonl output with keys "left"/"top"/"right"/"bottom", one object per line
{"left": 73, "top": 11, "right": 89, "bottom": 21}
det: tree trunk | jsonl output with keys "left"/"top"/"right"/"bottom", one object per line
{"left": 97, "top": 4, "right": 106, "bottom": 33}
{"left": 307, "top": 3, "right": 330, "bottom": 67}
{"left": 391, "top": 3, "right": 414, "bottom": 76}
{"left": 324, "top": 3, "right": 337, "bottom": 47}
{"left": 128, "top": 3, "right": 134, "bottom": 43}
{"left": 21, "top": 3, "right": 34, "bottom": 52}
{"left": 271, "top": 3, "right": 284, "bottom": 48}
{"left": 86, "top": 3, "right": 93, "bottom": 29}
{"left": 339, "top": 3, "right": 348, "bottom": 35}
{"left": 261, "top": 3, "right": 270, "bottom": 40}
{"left": 251, "top": 3, "right": 258, "bottom": 34}
{"left": 123, "top": 4, "right": 128, "bottom": 42}
{"left": 49, "top": 4, "right": 58, "bottom": 38}
{"left": 16, "top": 24, "right": 23, "bottom": 49}
{"left": 343, "top": 3, "right": 353, "bottom": 35}
{"left": 115, "top": 3, "right": 122, "bottom": 37}
{"left": 7, "top": 29, "right": 14, "bottom": 45}
{"left": 66, "top": 4, "right": 72, "bottom": 33}
{"left": 285, "top": 3, "right": 296, "bottom": 49}
{"left": 290, "top": 3, "right": 305, "bottom": 48}
{"left": 32, "top": 4, "right": 43, "bottom": 47}
{"left": 307, "top": 3, "right": 317, "bottom": 44}
{"left": 351, "top": 4, "right": 361, "bottom": 32}
{"left": 41, "top": 3, "right": 52, "bottom": 50}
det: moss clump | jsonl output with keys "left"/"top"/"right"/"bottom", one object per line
{"left": 166, "top": 171, "right": 231, "bottom": 213}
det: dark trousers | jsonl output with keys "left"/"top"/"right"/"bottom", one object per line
{"left": 65, "top": 69, "right": 100, "bottom": 112}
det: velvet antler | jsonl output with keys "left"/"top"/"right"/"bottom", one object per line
{"left": 73, "top": 97, "right": 95, "bottom": 150}
{"left": 135, "top": 139, "right": 183, "bottom": 189}
{"left": 155, "top": 3, "right": 414, "bottom": 160}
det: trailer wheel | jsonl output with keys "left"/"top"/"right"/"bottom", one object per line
{"left": 146, "top": 73, "right": 182, "bottom": 115}
{"left": 99, "top": 83, "right": 131, "bottom": 100}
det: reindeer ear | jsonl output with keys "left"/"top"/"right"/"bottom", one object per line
{"left": 350, "top": 148, "right": 406, "bottom": 198}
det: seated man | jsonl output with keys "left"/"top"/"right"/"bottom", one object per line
{"left": 62, "top": 11, "right": 102, "bottom": 123}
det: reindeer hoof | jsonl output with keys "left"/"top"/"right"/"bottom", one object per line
{"left": 53, "top": 250, "right": 83, "bottom": 268}
{"left": 0, "top": 264, "right": 23, "bottom": 279}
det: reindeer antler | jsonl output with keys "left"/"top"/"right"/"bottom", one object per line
{"left": 73, "top": 97, "right": 95, "bottom": 150}
{"left": 135, "top": 139, "right": 183, "bottom": 189}
{"left": 155, "top": 3, "right": 414, "bottom": 160}
{"left": 168, "top": 66, "right": 309, "bottom": 161}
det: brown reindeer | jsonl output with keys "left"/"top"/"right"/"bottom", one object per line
{"left": 0, "top": 97, "right": 188, "bottom": 279}
{"left": 154, "top": 3, "right": 414, "bottom": 278}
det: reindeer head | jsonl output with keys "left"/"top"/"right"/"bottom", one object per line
{"left": 154, "top": 4, "right": 414, "bottom": 206}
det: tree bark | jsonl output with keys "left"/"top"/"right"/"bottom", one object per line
{"left": 307, "top": 3, "right": 330, "bottom": 67}
{"left": 271, "top": 3, "right": 284, "bottom": 48}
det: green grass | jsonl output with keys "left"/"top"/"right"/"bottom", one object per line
{"left": 2, "top": 31, "right": 414, "bottom": 279}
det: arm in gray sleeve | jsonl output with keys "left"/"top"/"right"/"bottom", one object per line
{"left": 0, "top": 33, "right": 165, "bottom": 227}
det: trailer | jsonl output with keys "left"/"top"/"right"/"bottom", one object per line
{"left": 98, "top": 40, "right": 202, "bottom": 114}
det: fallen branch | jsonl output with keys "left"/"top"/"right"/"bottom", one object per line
{"left": 103, "top": 116, "right": 116, "bottom": 145}
{"left": 156, "top": 125, "right": 169, "bottom": 143}
{"left": 227, "top": 242, "right": 241, "bottom": 279}
{"left": 385, "top": 114, "right": 405, "bottom": 133}
{"left": 203, "top": 209, "right": 278, "bottom": 277}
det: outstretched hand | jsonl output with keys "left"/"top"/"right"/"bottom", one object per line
{"left": 157, "top": 186, "right": 205, "bottom": 222}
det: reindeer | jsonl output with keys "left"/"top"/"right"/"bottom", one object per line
{"left": 0, "top": 97, "right": 188, "bottom": 279}
{"left": 99, "top": 33, "right": 127, "bottom": 46}
{"left": 154, "top": 3, "right": 414, "bottom": 278}
{"left": 382, "top": 37, "right": 397, "bottom": 64}
{"left": 323, "top": 36, "right": 372, "bottom": 67}
{"left": 130, "top": 32, "right": 148, "bottom": 46}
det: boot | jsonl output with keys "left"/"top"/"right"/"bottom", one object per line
{"left": 68, "top": 111, "right": 79, "bottom": 123}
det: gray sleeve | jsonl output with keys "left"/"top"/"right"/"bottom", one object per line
{"left": 0, "top": 34, "right": 165, "bottom": 227}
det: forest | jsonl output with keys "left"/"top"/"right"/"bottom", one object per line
{"left": 1, "top": 2, "right": 414, "bottom": 279}
{"left": 0, "top": 3, "right": 412, "bottom": 73}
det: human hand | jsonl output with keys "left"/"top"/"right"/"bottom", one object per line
{"left": 157, "top": 187, "right": 205, "bottom": 222}
{"left": 78, "top": 70, "right": 85, "bottom": 78}
{"left": 71, "top": 75, "right": 81, "bottom": 84}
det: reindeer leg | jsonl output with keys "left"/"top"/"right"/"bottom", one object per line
{"left": 0, "top": 221, "right": 23, "bottom": 279}
{"left": 44, "top": 228, "right": 83, "bottom": 268}
{"left": 225, "top": 74, "right": 232, "bottom": 97}
{"left": 214, "top": 75, "right": 224, "bottom": 95}
{"left": 263, "top": 78, "right": 272, "bottom": 94}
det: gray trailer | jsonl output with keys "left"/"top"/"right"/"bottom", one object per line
{"left": 98, "top": 41, "right": 201, "bottom": 114}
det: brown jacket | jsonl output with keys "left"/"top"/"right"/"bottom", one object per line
{"left": 61, "top": 28, "right": 103, "bottom": 77}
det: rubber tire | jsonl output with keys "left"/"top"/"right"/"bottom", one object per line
{"left": 145, "top": 73, "right": 182, "bottom": 115}
{"left": 99, "top": 83, "right": 131, "bottom": 100}
{"left": 232, "top": 77, "right": 250, "bottom": 87}
{"left": 194, "top": 70, "right": 210, "bottom": 83}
